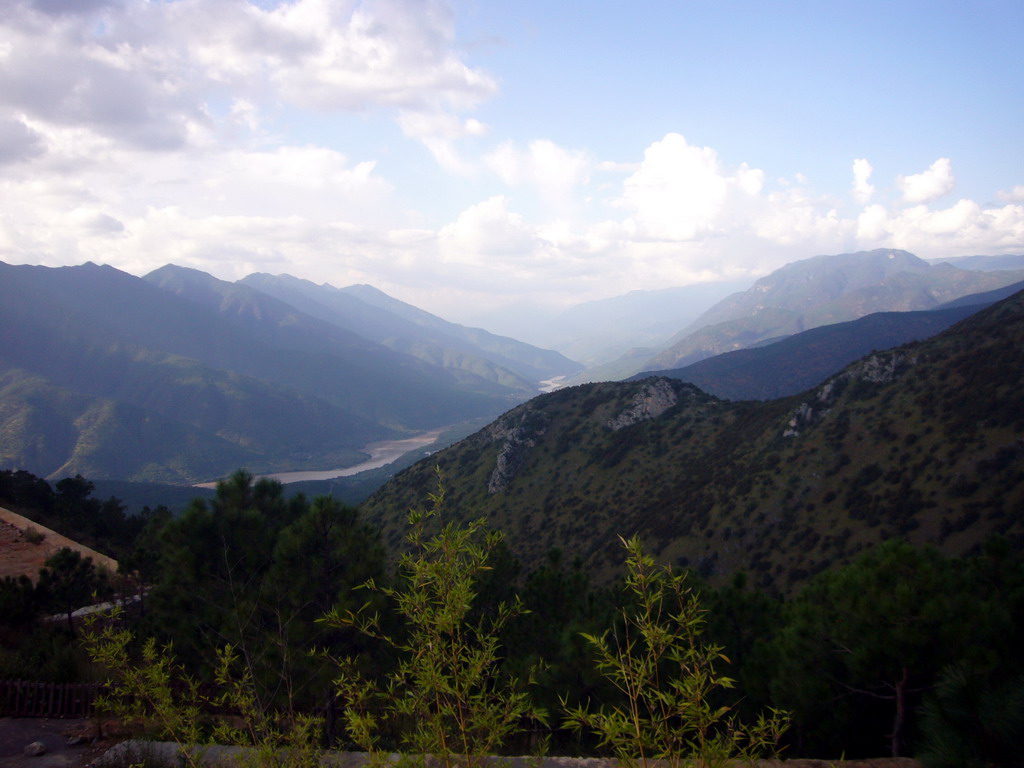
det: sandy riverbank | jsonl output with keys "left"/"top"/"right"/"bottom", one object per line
{"left": 194, "top": 428, "right": 445, "bottom": 488}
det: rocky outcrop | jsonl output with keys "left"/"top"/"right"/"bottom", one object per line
{"left": 782, "top": 384, "right": 838, "bottom": 438}
{"left": 783, "top": 349, "right": 918, "bottom": 438}
{"left": 852, "top": 349, "right": 919, "bottom": 384}
{"left": 606, "top": 379, "right": 680, "bottom": 431}
{"left": 486, "top": 407, "right": 550, "bottom": 494}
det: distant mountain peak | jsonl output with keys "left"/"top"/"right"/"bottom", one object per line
{"left": 640, "top": 248, "right": 1024, "bottom": 373}
{"left": 148, "top": 263, "right": 208, "bottom": 276}
{"left": 344, "top": 283, "right": 383, "bottom": 293}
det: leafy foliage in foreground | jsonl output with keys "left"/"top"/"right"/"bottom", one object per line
{"left": 140, "top": 470, "right": 387, "bottom": 715}
{"left": 564, "top": 536, "right": 786, "bottom": 768}
{"left": 327, "top": 473, "right": 543, "bottom": 768}
{"left": 84, "top": 608, "right": 324, "bottom": 768}
{"left": 7, "top": 465, "right": 1024, "bottom": 761}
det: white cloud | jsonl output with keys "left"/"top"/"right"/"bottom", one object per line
{"left": 619, "top": 134, "right": 727, "bottom": 240}
{"left": 852, "top": 158, "right": 875, "bottom": 204}
{"left": 897, "top": 157, "right": 955, "bottom": 204}
{"left": 854, "top": 198, "right": 1024, "bottom": 254}
{"left": 0, "top": 0, "right": 494, "bottom": 153}
{"left": 856, "top": 204, "right": 889, "bottom": 242}
{"left": 998, "top": 185, "right": 1024, "bottom": 203}
{"left": 68, "top": 208, "right": 125, "bottom": 234}
{"left": 484, "top": 139, "right": 591, "bottom": 211}
{"left": 753, "top": 188, "right": 851, "bottom": 247}
{"left": 617, "top": 133, "right": 764, "bottom": 242}
{"left": 0, "top": 14, "right": 205, "bottom": 150}
{"left": 0, "top": 117, "right": 45, "bottom": 165}
{"left": 734, "top": 163, "right": 765, "bottom": 196}
{"left": 257, "top": 0, "right": 497, "bottom": 112}
{"left": 398, "top": 109, "right": 489, "bottom": 175}
{"left": 438, "top": 196, "right": 540, "bottom": 263}
{"left": 208, "top": 145, "right": 392, "bottom": 219}
{"left": 28, "top": 0, "right": 118, "bottom": 16}
{"left": 596, "top": 160, "right": 640, "bottom": 173}
{"left": 0, "top": 0, "right": 1021, "bottom": 326}
{"left": 0, "top": 130, "right": 399, "bottom": 275}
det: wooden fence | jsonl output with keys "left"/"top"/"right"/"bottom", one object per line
{"left": 0, "top": 680, "right": 102, "bottom": 718}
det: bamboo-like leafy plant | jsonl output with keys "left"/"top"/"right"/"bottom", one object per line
{"left": 563, "top": 536, "right": 788, "bottom": 768}
{"left": 84, "top": 608, "right": 208, "bottom": 768}
{"left": 83, "top": 608, "right": 324, "bottom": 768}
{"left": 325, "top": 471, "right": 544, "bottom": 768}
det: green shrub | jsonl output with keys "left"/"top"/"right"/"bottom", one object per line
{"left": 326, "top": 471, "right": 544, "bottom": 768}
{"left": 83, "top": 608, "right": 323, "bottom": 768}
{"left": 563, "top": 536, "right": 787, "bottom": 768}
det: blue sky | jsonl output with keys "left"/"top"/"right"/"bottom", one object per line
{"left": 1, "top": 0, "right": 1021, "bottom": 324}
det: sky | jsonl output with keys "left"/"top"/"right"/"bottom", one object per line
{"left": 1, "top": 0, "right": 1022, "bottom": 325}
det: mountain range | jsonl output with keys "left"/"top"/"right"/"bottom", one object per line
{"left": 638, "top": 279, "right": 1024, "bottom": 400}
{"left": 0, "top": 261, "right": 577, "bottom": 483}
{"left": 235, "top": 272, "right": 579, "bottom": 389}
{"left": 931, "top": 253, "right": 1024, "bottom": 271}
{"left": 361, "top": 286, "right": 1024, "bottom": 591}
{"left": 3, "top": 248, "right": 1023, "bottom": 494}
{"left": 581, "top": 249, "right": 1024, "bottom": 381}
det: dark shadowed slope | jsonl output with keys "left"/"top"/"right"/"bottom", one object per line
{"left": 636, "top": 303, "right": 992, "bottom": 400}
{"left": 0, "top": 262, "right": 523, "bottom": 482}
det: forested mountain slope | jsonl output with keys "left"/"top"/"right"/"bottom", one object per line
{"left": 0, "top": 262, "right": 522, "bottom": 482}
{"left": 338, "top": 282, "right": 581, "bottom": 381}
{"left": 144, "top": 264, "right": 530, "bottom": 400}
{"left": 362, "top": 289, "right": 1024, "bottom": 591}
{"left": 238, "top": 272, "right": 580, "bottom": 391}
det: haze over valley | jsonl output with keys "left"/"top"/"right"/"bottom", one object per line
{"left": 2, "top": 248, "right": 1022, "bottom": 491}
{"left": 2, "top": 3, "right": 1023, "bottom": 761}
{"left": 4, "top": 246, "right": 1024, "bottom": 763}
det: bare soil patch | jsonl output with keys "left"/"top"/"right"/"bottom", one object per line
{"left": 0, "top": 507, "right": 118, "bottom": 583}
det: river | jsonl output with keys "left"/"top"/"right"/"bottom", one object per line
{"left": 194, "top": 428, "right": 445, "bottom": 488}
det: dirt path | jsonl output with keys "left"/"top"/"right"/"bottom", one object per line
{"left": 0, "top": 718, "right": 105, "bottom": 768}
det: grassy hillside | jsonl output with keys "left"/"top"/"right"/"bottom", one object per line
{"left": 361, "top": 289, "right": 1024, "bottom": 591}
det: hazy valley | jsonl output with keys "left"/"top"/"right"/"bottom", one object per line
{"left": 5, "top": 246, "right": 1024, "bottom": 586}
{"left": 3, "top": 249, "right": 1022, "bottom": 490}
{"left": 0, "top": 260, "right": 578, "bottom": 484}
{"left": 4, "top": 247, "right": 1024, "bottom": 762}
